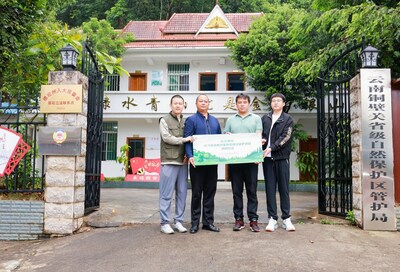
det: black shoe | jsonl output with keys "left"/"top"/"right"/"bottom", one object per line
{"left": 202, "top": 224, "right": 220, "bottom": 232}
{"left": 190, "top": 225, "right": 199, "bottom": 234}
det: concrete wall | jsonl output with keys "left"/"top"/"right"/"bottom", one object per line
{"left": 0, "top": 201, "right": 44, "bottom": 240}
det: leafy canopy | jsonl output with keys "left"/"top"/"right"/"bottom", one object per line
{"left": 228, "top": 2, "right": 400, "bottom": 112}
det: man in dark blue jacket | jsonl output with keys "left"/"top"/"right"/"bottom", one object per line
{"left": 261, "top": 93, "right": 296, "bottom": 232}
{"left": 184, "top": 94, "right": 222, "bottom": 233}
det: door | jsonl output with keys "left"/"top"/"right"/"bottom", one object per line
{"left": 299, "top": 138, "right": 318, "bottom": 181}
{"left": 127, "top": 137, "right": 145, "bottom": 174}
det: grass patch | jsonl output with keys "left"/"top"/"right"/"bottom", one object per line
{"left": 0, "top": 192, "right": 44, "bottom": 201}
{"left": 320, "top": 218, "right": 336, "bottom": 225}
{"left": 104, "top": 177, "right": 125, "bottom": 182}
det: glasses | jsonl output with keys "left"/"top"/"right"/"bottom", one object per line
{"left": 271, "top": 99, "right": 283, "bottom": 103}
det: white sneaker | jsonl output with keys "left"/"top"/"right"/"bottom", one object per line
{"left": 174, "top": 222, "right": 187, "bottom": 233}
{"left": 265, "top": 218, "right": 278, "bottom": 232}
{"left": 160, "top": 224, "right": 174, "bottom": 234}
{"left": 282, "top": 218, "right": 296, "bottom": 231}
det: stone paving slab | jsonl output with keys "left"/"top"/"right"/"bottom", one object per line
{"left": 85, "top": 184, "right": 339, "bottom": 228}
{"left": 2, "top": 186, "right": 400, "bottom": 272}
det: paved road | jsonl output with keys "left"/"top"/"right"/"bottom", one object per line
{"left": 1, "top": 186, "right": 400, "bottom": 272}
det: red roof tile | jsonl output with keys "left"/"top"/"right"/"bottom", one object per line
{"left": 122, "top": 21, "right": 168, "bottom": 39}
{"left": 121, "top": 11, "right": 262, "bottom": 48}
{"left": 124, "top": 41, "right": 227, "bottom": 48}
{"left": 161, "top": 13, "right": 262, "bottom": 33}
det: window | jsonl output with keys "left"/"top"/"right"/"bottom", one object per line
{"left": 227, "top": 72, "right": 245, "bottom": 91}
{"left": 104, "top": 73, "right": 120, "bottom": 92}
{"left": 199, "top": 73, "right": 217, "bottom": 91}
{"left": 168, "top": 64, "right": 189, "bottom": 91}
{"left": 102, "top": 122, "right": 118, "bottom": 161}
{"left": 129, "top": 73, "right": 147, "bottom": 91}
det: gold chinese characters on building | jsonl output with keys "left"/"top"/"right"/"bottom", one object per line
{"left": 40, "top": 84, "right": 83, "bottom": 113}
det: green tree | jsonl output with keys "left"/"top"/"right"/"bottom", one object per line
{"left": 227, "top": 2, "right": 400, "bottom": 111}
{"left": 311, "top": 0, "right": 399, "bottom": 11}
{"left": 106, "top": 0, "right": 217, "bottom": 28}
{"left": 227, "top": 3, "right": 313, "bottom": 111}
{"left": 106, "top": 0, "right": 162, "bottom": 28}
{"left": 286, "top": 3, "right": 400, "bottom": 83}
{"left": 1, "top": 21, "right": 84, "bottom": 97}
{"left": 0, "top": 0, "right": 47, "bottom": 89}
{"left": 55, "top": 0, "right": 118, "bottom": 27}
{"left": 218, "top": 0, "right": 267, "bottom": 13}
{"left": 1, "top": 9, "right": 130, "bottom": 98}
{"left": 82, "top": 18, "right": 134, "bottom": 58}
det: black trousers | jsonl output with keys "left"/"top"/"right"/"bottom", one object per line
{"left": 229, "top": 163, "right": 259, "bottom": 221}
{"left": 262, "top": 158, "right": 291, "bottom": 220}
{"left": 189, "top": 164, "right": 218, "bottom": 226}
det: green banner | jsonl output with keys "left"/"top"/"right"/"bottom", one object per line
{"left": 193, "top": 133, "right": 263, "bottom": 166}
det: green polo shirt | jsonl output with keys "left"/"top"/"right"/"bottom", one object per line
{"left": 224, "top": 113, "right": 262, "bottom": 133}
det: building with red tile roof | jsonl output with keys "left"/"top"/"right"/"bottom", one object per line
{"left": 101, "top": 4, "right": 315, "bottom": 182}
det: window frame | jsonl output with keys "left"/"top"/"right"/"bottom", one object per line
{"left": 167, "top": 64, "right": 190, "bottom": 91}
{"left": 129, "top": 73, "right": 147, "bottom": 91}
{"left": 226, "top": 72, "right": 246, "bottom": 91}
{"left": 199, "top": 72, "right": 218, "bottom": 91}
{"left": 101, "top": 122, "right": 118, "bottom": 161}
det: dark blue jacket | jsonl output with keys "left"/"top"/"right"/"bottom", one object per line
{"left": 184, "top": 111, "right": 221, "bottom": 158}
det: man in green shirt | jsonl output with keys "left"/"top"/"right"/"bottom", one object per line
{"left": 224, "top": 93, "right": 262, "bottom": 232}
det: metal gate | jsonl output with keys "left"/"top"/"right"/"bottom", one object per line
{"left": 317, "top": 41, "right": 365, "bottom": 217}
{"left": 81, "top": 40, "right": 104, "bottom": 213}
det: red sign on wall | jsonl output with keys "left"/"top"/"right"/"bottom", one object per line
{"left": 125, "top": 157, "right": 161, "bottom": 182}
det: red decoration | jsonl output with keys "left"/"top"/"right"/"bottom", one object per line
{"left": 0, "top": 126, "right": 31, "bottom": 177}
{"left": 130, "top": 157, "right": 160, "bottom": 175}
{"left": 4, "top": 138, "right": 30, "bottom": 176}
{"left": 126, "top": 157, "right": 160, "bottom": 182}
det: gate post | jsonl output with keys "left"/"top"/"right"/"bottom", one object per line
{"left": 350, "top": 74, "right": 363, "bottom": 226}
{"left": 350, "top": 69, "right": 396, "bottom": 230}
{"left": 43, "top": 71, "right": 88, "bottom": 235}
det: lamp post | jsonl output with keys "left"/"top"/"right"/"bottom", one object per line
{"left": 59, "top": 44, "right": 79, "bottom": 71}
{"left": 360, "top": 45, "right": 379, "bottom": 68}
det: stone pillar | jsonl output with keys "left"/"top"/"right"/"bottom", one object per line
{"left": 350, "top": 74, "right": 363, "bottom": 226}
{"left": 44, "top": 71, "right": 88, "bottom": 235}
{"left": 350, "top": 69, "right": 396, "bottom": 230}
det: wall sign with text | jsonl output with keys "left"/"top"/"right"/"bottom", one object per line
{"left": 360, "top": 69, "right": 395, "bottom": 231}
{"left": 40, "top": 84, "right": 83, "bottom": 113}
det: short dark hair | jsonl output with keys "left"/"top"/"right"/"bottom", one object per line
{"left": 270, "top": 93, "right": 286, "bottom": 102}
{"left": 235, "top": 93, "right": 250, "bottom": 103}
{"left": 196, "top": 94, "right": 209, "bottom": 102}
{"left": 170, "top": 94, "right": 184, "bottom": 104}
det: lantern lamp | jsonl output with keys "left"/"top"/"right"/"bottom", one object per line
{"left": 360, "top": 45, "right": 379, "bottom": 68}
{"left": 59, "top": 44, "right": 79, "bottom": 71}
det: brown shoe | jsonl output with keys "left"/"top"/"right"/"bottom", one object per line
{"left": 250, "top": 220, "right": 260, "bottom": 232}
{"left": 233, "top": 219, "right": 245, "bottom": 231}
